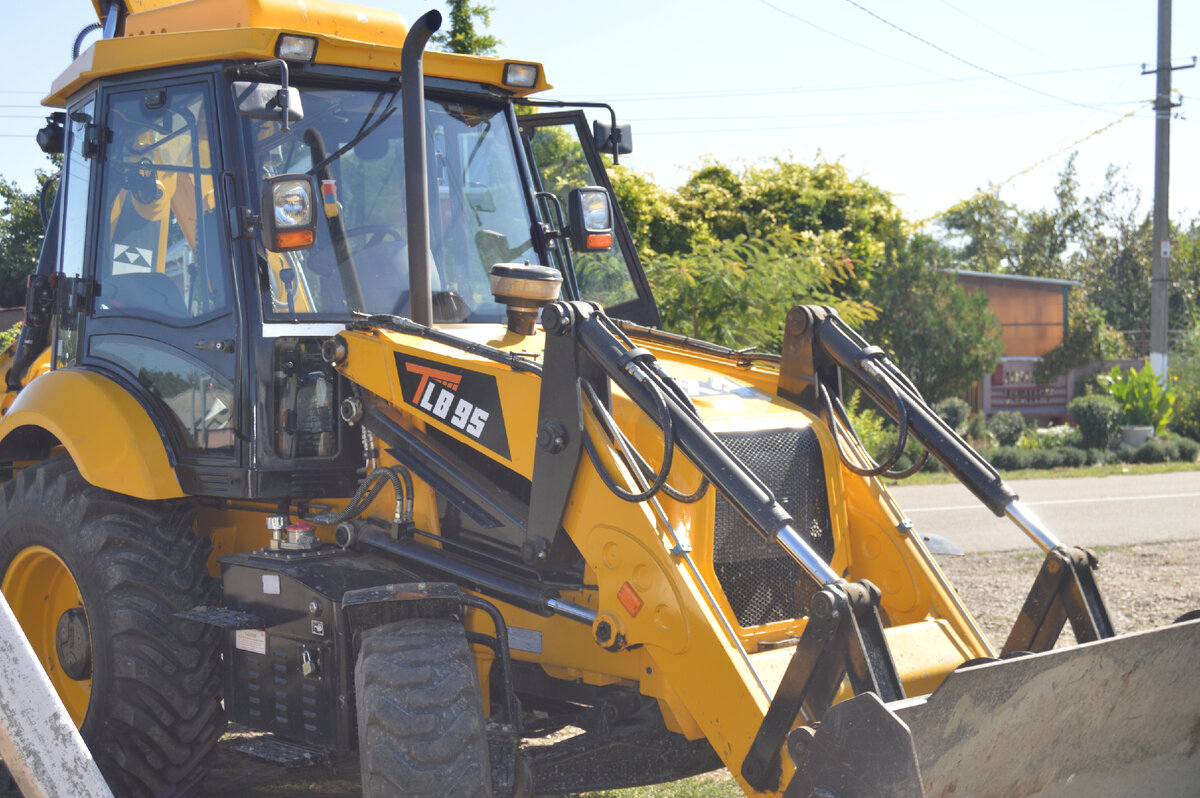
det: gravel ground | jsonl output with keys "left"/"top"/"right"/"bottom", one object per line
{"left": 193, "top": 538, "right": 1200, "bottom": 796}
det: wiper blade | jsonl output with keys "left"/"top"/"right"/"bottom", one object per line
{"left": 306, "top": 86, "right": 399, "bottom": 175}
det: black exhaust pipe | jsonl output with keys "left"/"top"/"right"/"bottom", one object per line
{"left": 401, "top": 9, "right": 441, "bottom": 327}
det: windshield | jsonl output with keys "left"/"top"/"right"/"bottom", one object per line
{"left": 247, "top": 86, "right": 536, "bottom": 322}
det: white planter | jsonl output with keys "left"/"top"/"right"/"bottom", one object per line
{"left": 1119, "top": 425, "right": 1154, "bottom": 447}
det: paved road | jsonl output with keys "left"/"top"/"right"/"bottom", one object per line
{"left": 886, "top": 470, "right": 1200, "bottom": 553}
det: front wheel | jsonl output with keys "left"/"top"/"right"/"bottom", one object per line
{"left": 356, "top": 617, "right": 493, "bottom": 797}
{"left": 0, "top": 457, "right": 223, "bottom": 797}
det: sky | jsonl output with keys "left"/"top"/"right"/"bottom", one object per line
{"left": 2, "top": 0, "right": 1198, "bottom": 227}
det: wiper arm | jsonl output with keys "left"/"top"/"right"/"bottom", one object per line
{"left": 306, "top": 86, "right": 399, "bottom": 175}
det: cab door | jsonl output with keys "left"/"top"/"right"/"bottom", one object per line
{"left": 518, "top": 110, "right": 660, "bottom": 326}
{"left": 78, "top": 79, "right": 242, "bottom": 474}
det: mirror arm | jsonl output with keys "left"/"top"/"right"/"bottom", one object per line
{"left": 250, "top": 58, "right": 292, "bottom": 131}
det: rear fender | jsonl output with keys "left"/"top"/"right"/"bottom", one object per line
{"left": 0, "top": 370, "right": 183, "bottom": 500}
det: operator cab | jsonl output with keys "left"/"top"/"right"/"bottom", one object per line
{"left": 37, "top": 25, "right": 655, "bottom": 501}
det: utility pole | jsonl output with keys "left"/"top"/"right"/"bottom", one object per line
{"left": 1144, "top": 0, "right": 1194, "bottom": 378}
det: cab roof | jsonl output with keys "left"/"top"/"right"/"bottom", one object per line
{"left": 52, "top": 0, "right": 550, "bottom": 106}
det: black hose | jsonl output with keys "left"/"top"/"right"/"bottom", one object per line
{"left": 73, "top": 23, "right": 101, "bottom": 59}
{"left": 305, "top": 465, "right": 411, "bottom": 526}
{"left": 38, "top": 174, "right": 59, "bottom": 229}
{"left": 580, "top": 377, "right": 676, "bottom": 504}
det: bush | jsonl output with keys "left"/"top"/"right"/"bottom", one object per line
{"left": 1087, "top": 447, "right": 1119, "bottom": 466}
{"left": 966, "top": 412, "right": 989, "bottom": 443}
{"left": 1057, "top": 446, "right": 1089, "bottom": 468}
{"left": 1115, "top": 444, "right": 1137, "bottom": 463}
{"left": 1175, "top": 436, "right": 1200, "bottom": 463}
{"left": 1134, "top": 439, "right": 1172, "bottom": 463}
{"left": 1028, "top": 449, "right": 1064, "bottom": 470}
{"left": 985, "top": 446, "right": 1031, "bottom": 471}
{"left": 987, "top": 411, "right": 1026, "bottom": 447}
{"left": 1067, "top": 394, "right": 1122, "bottom": 449}
{"left": 932, "top": 397, "right": 971, "bottom": 433}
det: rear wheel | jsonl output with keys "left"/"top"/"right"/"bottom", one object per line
{"left": 0, "top": 457, "right": 223, "bottom": 797}
{"left": 356, "top": 617, "right": 493, "bottom": 797}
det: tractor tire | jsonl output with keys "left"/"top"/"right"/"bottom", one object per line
{"left": 0, "top": 457, "right": 223, "bottom": 797}
{"left": 356, "top": 617, "right": 494, "bottom": 798}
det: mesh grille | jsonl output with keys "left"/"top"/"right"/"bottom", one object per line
{"left": 713, "top": 426, "right": 833, "bottom": 628}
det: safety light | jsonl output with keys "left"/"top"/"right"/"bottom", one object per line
{"left": 277, "top": 35, "right": 318, "bottom": 62}
{"left": 502, "top": 62, "right": 539, "bottom": 89}
{"left": 568, "top": 187, "right": 613, "bottom": 252}
{"left": 261, "top": 174, "right": 318, "bottom": 252}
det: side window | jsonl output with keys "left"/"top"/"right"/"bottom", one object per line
{"left": 53, "top": 99, "right": 95, "bottom": 369}
{"left": 96, "top": 87, "right": 229, "bottom": 320}
{"left": 525, "top": 122, "right": 638, "bottom": 308}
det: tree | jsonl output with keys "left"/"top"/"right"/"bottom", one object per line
{"left": 645, "top": 230, "right": 875, "bottom": 352}
{"left": 0, "top": 170, "right": 54, "bottom": 308}
{"left": 862, "top": 234, "right": 1004, "bottom": 402}
{"left": 431, "top": 0, "right": 499, "bottom": 56}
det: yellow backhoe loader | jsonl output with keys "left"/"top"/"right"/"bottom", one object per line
{"left": 0, "top": 1, "right": 1197, "bottom": 796}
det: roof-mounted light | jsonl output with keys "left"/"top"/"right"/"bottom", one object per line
{"left": 277, "top": 35, "right": 318, "bottom": 62}
{"left": 502, "top": 62, "right": 539, "bottom": 89}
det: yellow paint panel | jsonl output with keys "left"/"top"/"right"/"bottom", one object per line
{"left": 54, "top": 0, "right": 550, "bottom": 107}
{"left": 0, "top": 370, "right": 183, "bottom": 500}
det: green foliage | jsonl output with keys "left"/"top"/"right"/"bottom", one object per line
{"left": 1098, "top": 362, "right": 1175, "bottom": 432}
{"left": 1133, "top": 439, "right": 1174, "bottom": 464}
{"left": 431, "top": 0, "right": 499, "bottom": 55}
{"left": 645, "top": 231, "right": 875, "bottom": 352}
{"left": 1034, "top": 297, "right": 1130, "bottom": 385}
{"left": 1028, "top": 448, "right": 1064, "bottom": 470}
{"left": 932, "top": 397, "right": 970, "bottom": 432}
{"left": 966, "top": 412, "right": 989, "bottom": 443}
{"left": 1017, "top": 424, "right": 1082, "bottom": 450}
{"left": 1058, "top": 446, "right": 1089, "bottom": 467}
{"left": 985, "top": 446, "right": 1030, "bottom": 471}
{"left": 861, "top": 235, "right": 1003, "bottom": 402}
{"left": 0, "top": 321, "right": 20, "bottom": 351}
{"left": 987, "top": 411, "right": 1026, "bottom": 446}
{"left": 841, "top": 391, "right": 894, "bottom": 463}
{"left": 1173, "top": 436, "right": 1200, "bottom": 462}
{"left": 1172, "top": 323, "right": 1200, "bottom": 441}
{"left": 0, "top": 173, "right": 53, "bottom": 307}
{"left": 1067, "top": 394, "right": 1122, "bottom": 449}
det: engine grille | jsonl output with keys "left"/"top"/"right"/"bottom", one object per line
{"left": 712, "top": 426, "right": 833, "bottom": 627}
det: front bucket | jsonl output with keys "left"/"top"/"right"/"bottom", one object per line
{"left": 788, "top": 618, "right": 1200, "bottom": 798}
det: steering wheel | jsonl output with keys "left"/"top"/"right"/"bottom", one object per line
{"left": 345, "top": 225, "right": 404, "bottom": 249}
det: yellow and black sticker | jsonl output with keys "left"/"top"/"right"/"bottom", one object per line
{"left": 395, "top": 354, "right": 511, "bottom": 460}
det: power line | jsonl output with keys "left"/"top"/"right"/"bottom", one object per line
{"left": 937, "top": 0, "right": 1068, "bottom": 68}
{"left": 594, "top": 63, "right": 1142, "bottom": 103}
{"left": 840, "top": 0, "right": 1112, "bottom": 113}
{"left": 628, "top": 99, "right": 1144, "bottom": 124}
{"left": 754, "top": 0, "right": 965, "bottom": 86}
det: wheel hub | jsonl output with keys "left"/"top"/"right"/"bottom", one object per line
{"left": 55, "top": 607, "right": 92, "bottom": 681}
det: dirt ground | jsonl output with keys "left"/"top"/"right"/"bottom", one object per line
{"left": 194, "top": 539, "right": 1200, "bottom": 797}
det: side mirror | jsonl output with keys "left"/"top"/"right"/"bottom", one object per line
{"left": 593, "top": 120, "right": 632, "bottom": 156}
{"left": 261, "top": 174, "right": 317, "bottom": 252}
{"left": 233, "top": 81, "right": 304, "bottom": 126}
{"left": 568, "top": 187, "right": 613, "bottom": 252}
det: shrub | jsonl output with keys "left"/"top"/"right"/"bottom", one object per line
{"left": 1067, "top": 394, "right": 1121, "bottom": 449}
{"left": 1057, "top": 446, "right": 1088, "bottom": 468}
{"left": 932, "top": 397, "right": 971, "bottom": 433}
{"left": 987, "top": 411, "right": 1026, "bottom": 446}
{"left": 1115, "top": 443, "right": 1137, "bottom": 463}
{"left": 1028, "top": 448, "right": 1064, "bottom": 470}
{"left": 1175, "top": 436, "right": 1200, "bottom": 463}
{"left": 986, "top": 446, "right": 1031, "bottom": 471}
{"left": 1134, "top": 439, "right": 1171, "bottom": 463}
{"left": 966, "top": 412, "right": 989, "bottom": 443}
{"left": 1087, "top": 447, "right": 1119, "bottom": 465}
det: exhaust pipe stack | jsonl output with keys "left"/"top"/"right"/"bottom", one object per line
{"left": 401, "top": 10, "right": 441, "bottom": 327}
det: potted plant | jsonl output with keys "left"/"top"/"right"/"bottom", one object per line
{"left": 1097, "top": 362, "right": 1175, "bottom": 446}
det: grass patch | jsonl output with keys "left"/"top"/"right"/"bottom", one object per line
{"left": 883, "top": 460, "right": 1200, "bottom": 487}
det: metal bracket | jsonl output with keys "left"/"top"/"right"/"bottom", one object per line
{"left": 1002, "top": 544, "right": 1114, "bottom": 654}
{"left": 742, "top": 579, "right": 905, "bottom": 791}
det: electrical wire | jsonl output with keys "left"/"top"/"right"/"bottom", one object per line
{"left": 840, "top": 0, "right": 1110, "bottom": 113}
